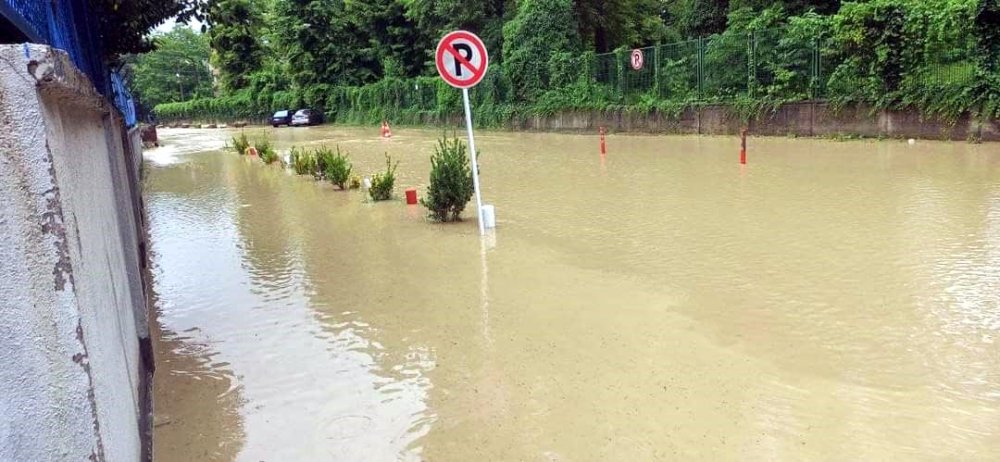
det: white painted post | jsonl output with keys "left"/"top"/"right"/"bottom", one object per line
{"left": 462, "top": 88, "right": 485, "bottom": 235}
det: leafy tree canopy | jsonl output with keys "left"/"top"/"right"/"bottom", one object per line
{"left": 129, "top": 25, "right": 213, "bottom": 109}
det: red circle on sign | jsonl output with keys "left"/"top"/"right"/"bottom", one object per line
{"left": 436, "top": 30, "right": 489, "bottom": 89}
{"left": 631, "top": 49, "right": 644, "bottom": 71}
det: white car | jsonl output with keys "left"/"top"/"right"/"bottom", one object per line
{"left": 291, "top": 109, "right": 324, "bottom": 126}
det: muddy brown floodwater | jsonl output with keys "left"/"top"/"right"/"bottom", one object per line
{"left": 146, "top": 126, "right": 1000, "bottom": 461}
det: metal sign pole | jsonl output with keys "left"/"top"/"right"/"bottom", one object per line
{"left": 462, "top": 87, "right": 485, "bottom": 236}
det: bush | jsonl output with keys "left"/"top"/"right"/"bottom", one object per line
{"left": 256, "top": 136, "right": 278, "bottom": 164}
{"left": 349, "top": 174, "right": 362, "bottom": 189}
{"left": 421, "top": 137, "right": 474, "bottom": 222}
{"left": 289, "top": 146, "right": 316, "bottom": 175}
{"left": 314, "top": 147, "right": 335, "bottom": 179}
{"left": 502, "top": 0, "right": 581, "bottom": 101}
{"left": 369, "top": 154, "right": 398, "bottom": 201}
{"left": 232, "top": 132, "right": 250, "bottom": 155}
{"left": 324, "top": 146, "right": 353, "bottom": 189}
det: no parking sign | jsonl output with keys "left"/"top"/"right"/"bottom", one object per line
{"left": 631, "top": 49, "right": 644, "bottom": 71}
{"left": 435, "top": 31, "right": 489, "bottom": 89}
{"left": 435, "top": 30, "right": 490, "bottom": 235}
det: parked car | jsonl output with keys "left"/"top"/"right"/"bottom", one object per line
{"left": 271, "top": 110, "right": 294, "bottom": 127}
{"left": 291, "top": 109, "right": 324, "bottom": 126}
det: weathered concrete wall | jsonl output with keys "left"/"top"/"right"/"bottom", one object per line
{"left": 518, "top": 102, "right": 997, "bottom": 141}
{"left": 165, "top": 101, "right": 997, "bottom": 142}
{"left": 0, "top": 45, "right": 151, "bottom": 461}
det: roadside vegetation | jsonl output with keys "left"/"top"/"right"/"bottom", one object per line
{"left": 232, "top": 132, "right": 250, "bottom": 156}
{"left": 422, "top": 137, "right": 475, "bottom": 222}
{"left": 368, "top": 155, "right": 399, "bottom": 202}
{"left": 321, "top": 147, "right": 353, "bottom": 190}
{"left": 143, "top": 0, "right": 999, "bottom": 125}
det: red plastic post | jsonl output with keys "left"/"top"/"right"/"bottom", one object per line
{"left": 405, "top": 188, "right": 418, "bottom": 205}
{"left": 599, "top": 126, "right": 607, "bottom": 154}
{"left": 740, "top": 128, "right": 748, "bottom": 165}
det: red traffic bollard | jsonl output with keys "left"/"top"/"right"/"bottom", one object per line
{"left": 599, "top": 126, "right": 607, "bottom": 155}
{"left": 740, "top": 128, "right": 748, "bottom": 165}
{"left": 405, "top": 188, "right": 418, "bottom": 205}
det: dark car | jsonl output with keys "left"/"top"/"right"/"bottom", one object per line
{"left": 291, "top": 109, "right": 324, "bottom": 127}
{"left": 271, "top": 110, "right": 294, "bottom": 127}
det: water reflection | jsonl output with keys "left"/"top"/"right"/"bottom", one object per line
{"left": 147, "top": 145, "right": 433, "bottom": 461}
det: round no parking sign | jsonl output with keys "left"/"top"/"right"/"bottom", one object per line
{"left": 435, "top": 31, "right": 489, "bottom": 89}
{"left": 631, "top": 49, "right": 644, "bottom": 71}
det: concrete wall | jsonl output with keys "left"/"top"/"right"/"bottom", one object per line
{"left": 166, "top": 102, "right": 998, "bottom": 142}
{"left": 0, "top": 45, "right": 151, "bottom": 461}
{"left": 516, "top": 102, "right": 998, "bottom": 141}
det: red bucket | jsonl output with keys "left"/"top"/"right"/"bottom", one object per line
{"left": 405, "top": 188, "right": 418, "bottom": 205}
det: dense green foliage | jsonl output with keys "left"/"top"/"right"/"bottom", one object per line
{"left": 323, "top": 147, "right": 354, "bottom": 190}
{"left": 256, "top": 136, "right": 278, "bottom": 164}
{"left": 422, "top": 137, "right": 474, "bottom": 222}
{"left": 154, "top": 0, "right": 1000, "bottom": 124}
{"left": 232, "top": 132, "right": 250, "bottom": 155}
{"left": 89, "top": 0, "right": 206, "bottom": 58}
{"left": 369, "top": 154, "right": 399, "bottom": 201}
{"left": 129, "top": 26, "right": 212, "bottom": 108}
{"left": 289, "top": 146, "right": 316, "bottom": 175}
{"left": 207, "top": 0, "right": 265, "bottom": 91}
{"left": 502, "top": 0, "right": 580, "bottom": 101}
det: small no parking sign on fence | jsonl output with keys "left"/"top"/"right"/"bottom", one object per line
{"left": 630, "top": 49, "right": 644, "bottom": 71}
{"left": 436, "top": 30, "right": 491, "bottom": 235}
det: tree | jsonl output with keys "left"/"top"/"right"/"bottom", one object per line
{"left": 974, "top": 0, "right": 1000, "bottom": 117}
{"left": 88, "top": 0, "right": 206, "bottom": 59}
{"left": 401, "top": 0, "right": 511, "bottom": 64}
{"left": 207, "top": 0, "right": 265, "bottom": 91}
{"left": 974, "top": 0, "right": 1000, "bottom": 74}
{"left": 130, "top": 26, "right": 213, "bottom": 108}
{"left": 669, "top": 0, "right": 731, "bottom": 38}
{"left": 573, "top": 0, "right": 673, "bottom": 52}
{"left": 272, "top": 0, "right": 372, "bottom": 89}
{"left": 503, "top": 0, "right": 582, "bottom": 101}
{"left": 346, "top": 0, "right": 434, "bottom": 78}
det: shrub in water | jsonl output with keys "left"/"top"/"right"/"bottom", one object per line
{"left": 349, "top": 174, "right": 362, "bottom": 189}
{"left": 314, "top": 147, "right": 335, "bottom": 179}
{"left": 256, "top": 136, "right": 278, "bottom": 164}
{"left": 324, "top": 146, "right": 353, "bottom": 189}
{"left": 232, "top": 132, "right": 250, "bottom": 155}
{"left": 369, "top": 154, "right": 398, "bottom": 201}
{"left": 421, "top": 137, "right": 474, "bottom": 222}
{"left": 289, "top": 146, "right": 314, "bottom": 175}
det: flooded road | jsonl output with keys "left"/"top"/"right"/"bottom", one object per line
{"left": 147, "top": 126, "right": 1000, "bottom": 461}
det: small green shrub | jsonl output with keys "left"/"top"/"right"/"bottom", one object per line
{"left": 256, "top": 137, "right": 278, "bottom": 164}
{"left": 232, "top": 132, "right": 250, "bottom": 155}
{"left": 324, "top": 146, "right": 353, "bottom": 189}
{"left": 421, "top": 137, "right": 474, "bottom": 222}
{"left": 349, "top": 174, "right": 362, "bottom": 189}
{"left": 369, "top": 154, "right": 398, "bottom": 201}
{"left": 314, "top": 147, "right": 335, "bottom": 179}
{"left": 289, "top": 146, "right": 315, "bottom": 175}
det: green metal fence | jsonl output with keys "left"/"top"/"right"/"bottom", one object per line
{"left": 593, "top": 28, "right": 829, "bottom": 104}
{"left": 590, "top": 26, "right": 978, "bottom": 108}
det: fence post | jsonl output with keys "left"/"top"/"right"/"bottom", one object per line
{"left": 616, "top": 48, "right": 625, "bottom": 102}
{"left": 653, "top": 44, "right": 661, "bottom": 98}
{"left": 747, "top": 31, "right": 755, "bottom": 99}
{"left": 810, "top": 38, "right": 817, "bottom": 99}
{"left": 815, "top": 38, "right": 823, "bottom": 99}
{"left": 698, "top": 37, "right": 705, "bottom": 99}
